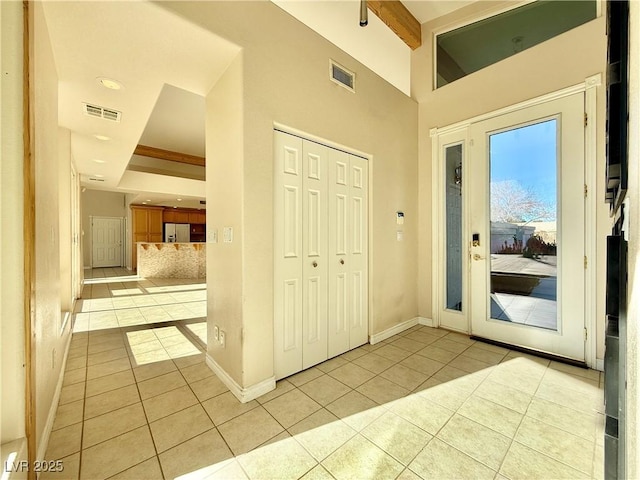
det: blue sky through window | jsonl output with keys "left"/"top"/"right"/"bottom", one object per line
{"left": 490, "top": 119, "right": 557, "bottom": 222}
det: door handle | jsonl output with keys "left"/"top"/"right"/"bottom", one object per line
{"left": 312, "top": 261, "right": 318, "bottom": 268}
{"left": 473, "top": 253, "right": 485, "bottom": 261}
{"left": 340, "top": 259, "right": 345, "bottom": 265}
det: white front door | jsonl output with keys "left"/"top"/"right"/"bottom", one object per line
{"left": 468, "top": 92, "right": 585, "bottom": 361}
{"left": 92, "top": 217, "right": 123, "bottom": 268}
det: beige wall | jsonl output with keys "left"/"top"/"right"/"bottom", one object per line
{"left": 31, "top": 1, "right": 74, "bottom": 458}
{"left": 81, "top": 189, "right": 127, "bottom": 267}
{"left": 1, "top": 0, "right": 26, "bottom": 445}
{"left": 164, "top": 1, "right": 419, "bottom": 389}
{"left": 205, "top": 52, "right": 245, "bottom": 382}
{"left": 625, "top": 2, "right": 639, "bottom": 476}
{"left": 58, "top": 128, "right": 72, "bottom": 312}
{"left": 412, "top": 3, "right": 608, "bottom": 359}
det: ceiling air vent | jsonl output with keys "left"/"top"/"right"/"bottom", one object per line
{"left": 330, "top": 60, "right": 355, "bottom": 93}
{"left": 88, "top": 177, "right": 105, "bottom": 182}
{"left": 82, "top": 102, "right": 122, "bottom": 122}
{"left": 199, "top": 200, "right": 206, "bottom": 205}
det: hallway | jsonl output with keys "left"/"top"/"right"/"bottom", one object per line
{"left": 42, "top": 271, "right": 604, "bottom": 479}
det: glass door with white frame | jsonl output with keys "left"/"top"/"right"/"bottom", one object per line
{"left": 437, "top": 132, "right": 469, "bottom": 333}
{"left": 468, "top": 92, "right": 586, "bottom": 361}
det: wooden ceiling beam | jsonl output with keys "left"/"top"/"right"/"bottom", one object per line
{"left": 134, "top": 144, "right": 205, "bottom": 167}
{"left": 367, "top": 0, "right": 422, "bottom": 50}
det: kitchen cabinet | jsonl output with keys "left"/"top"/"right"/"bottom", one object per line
{"left": 189, "top": 211, "right": 206, "bottom": 224}
{"left": 163, "top": 210, "right": 176, "bottom": 223}
{"left": 164, "top": 208, "right": 205, "bottom": 225}
{"left": 131, "top": 206, "right": 164, "bottom": 269}
{"left": 174, "top": 210, "right": 190, "bottom": 223}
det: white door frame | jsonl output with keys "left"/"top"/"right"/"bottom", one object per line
{"left": 90, "top": 215, "right": 125, "bottom": 268}
{"left": 430, "top": 74, "right": 601, "bottom": 368}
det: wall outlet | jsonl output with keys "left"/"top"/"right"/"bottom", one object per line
{"left": 213, "top": 325, "right": 219, "bottom": 341}
{"left": 219, "top": 330, "right": 226, "bottom": 348}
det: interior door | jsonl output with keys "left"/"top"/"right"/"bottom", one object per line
{"left": 274, "top": 132, "right": 305, "bottom": 378}
{"left": 274, "top": 130, "right": 369, "bottom": 379}
{"left": 327, "top": 149, "right": 369, "bottom": 356}
{"left": 468, "top": 92, "right": 585, "bottom": 361}
{"left": 347, "top": 154, "right": 368, "bottom": 349}
{"left": 274, "top": 132, "right": 330, "bottom": 376}
{"left": 92, "top": 217, "right": 123, "bottom": 268}
{"left": 302, "top": 140, "right": 329, "bottom": 369}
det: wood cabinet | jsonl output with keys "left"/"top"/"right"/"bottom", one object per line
{"left": 163, "top": 208, "right": 205, "bottom": 225}
{"left": 189, "top": 211, "right": 206, "bottom": 224}
{"left": 174, "top": 210, "right": 190, "bottom": 223}
{"left": 163, "top": 210, "right": 176, "bottom": 223}
{"left": 131, "top": 206, "right": 164, "bottom": 270}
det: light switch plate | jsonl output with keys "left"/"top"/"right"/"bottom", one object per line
{"left": 223, "top": 227, "right": 233, "bottom": 243}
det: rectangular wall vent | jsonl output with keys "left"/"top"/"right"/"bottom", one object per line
{"left": 82, "top": 103, "right": 122, "bottom": 122}
{"left": 330, "top": 60, "right": 355, "bottom": 92}
{"left": 88, "top": 177, "right": 105, "bottom": 182}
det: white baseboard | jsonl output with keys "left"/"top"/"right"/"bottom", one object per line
{"left": 369, "top": 317, "right": 420, "bottom": 344}
{"left": 205, "top": 353, "right": 275, "bottom": 404}
{"left": 37, "top": 331, "right": 74, "bottom": 463}
{"left": 418, "top": 317, "right": 434, "bottom": 327}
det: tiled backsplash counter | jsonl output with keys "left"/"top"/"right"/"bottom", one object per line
{"left": 137, "top": 242, "right": 206, "bottom": 278}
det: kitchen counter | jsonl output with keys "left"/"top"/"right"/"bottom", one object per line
{"left": 136, "top": 242, "right": 206, "bottom": 278}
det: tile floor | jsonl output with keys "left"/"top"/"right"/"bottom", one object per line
{"left": 43, "top": 269, "right": 605, "bottom": 480}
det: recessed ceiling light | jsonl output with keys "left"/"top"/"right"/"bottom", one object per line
{"left": 146, "top": 199, "right": 151, "bottom": 202}
{"left": 93, "top": 174, "right": 104, "bottom": 178}
{"left": 92, "top": 159, "right": 106, "bottom": 164}
{"left": 177, "top": 198, "right": 182, "bottom": 202}
{"left": 142, "top": 202, "right": 147, "bottom": 205}
{"left": 173, "top": 206, "right": 177, "bottom": 209}
{"left": 97, "top": 77, "right": 123, "bottom": 90}
{"left": 93, "top": 134, "right": 111, "bottom": 141}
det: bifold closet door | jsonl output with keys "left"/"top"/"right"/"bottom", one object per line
{"left": 274, "top": 130, "right": 368, "bottom": 380}
{"left": 328, "top": 149, "right": 369, "bottom": 357}
{"left": 273, "top": 131, "right": 329, "bottom": 378}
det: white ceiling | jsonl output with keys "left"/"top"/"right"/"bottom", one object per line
{"left": 42, "top": 1, "right": 472, "bottom": 203}
{"left": 43, "top": 1, "right": 239, "bottom": 195}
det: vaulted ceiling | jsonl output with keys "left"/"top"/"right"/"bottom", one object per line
{"left": 42, "top": 1, "right": 472, "bottom": 206}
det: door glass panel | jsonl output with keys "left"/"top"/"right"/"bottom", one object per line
{"left": 489, "top": 119, "right": 558, "bottom": 330}
{"left": 445, "top": 144, "right": 463, "bottom": 311}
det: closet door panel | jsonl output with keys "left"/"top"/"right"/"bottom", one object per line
{"left": 349, "top": 155, "right": 369, "bottom": 348}
{"left": 328, "top": 150, "right": 351, "bottom": 357}
{"left": 302, "top": 141, "right": 329, "bottom": 369}
{"left": 274, "top": 132, "right": 304, "bottom": 379}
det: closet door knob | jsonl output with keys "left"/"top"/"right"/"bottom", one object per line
{"left": 312, "top": 261, "right": 318, "bottom": 268}
{"left": 340, "top": 259, "right": 345, "bottom": 265}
